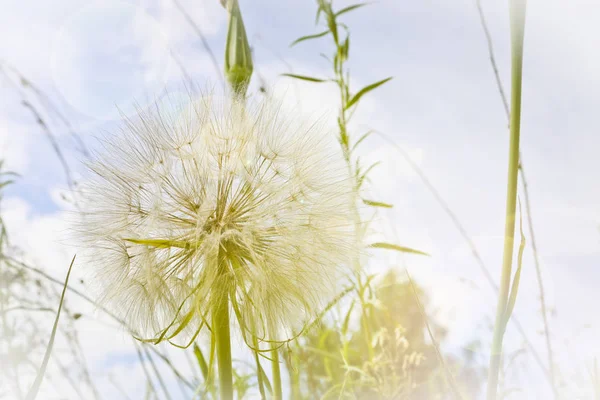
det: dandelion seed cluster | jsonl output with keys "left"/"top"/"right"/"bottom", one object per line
{"left": 77, "top": 94, "right": 356, "bottom": 342}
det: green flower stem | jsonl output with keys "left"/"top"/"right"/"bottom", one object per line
{"left": 271, "top": 342, "right": 283, "bottom": 400}
{"left": 217, "top": 0, "right": 253, "bottom": 396}
{"left": 213, "top": 293, "right": 233, "bottom": 400}
{"left": 486, "top": 1, "right": 527, "bottom": 399}
{"left": 213, "top": 262, "right": 233, "bottom": 400}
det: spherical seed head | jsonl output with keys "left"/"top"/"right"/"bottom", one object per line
{"left": 77, "top": 94, "right": 357, "bottom": 342}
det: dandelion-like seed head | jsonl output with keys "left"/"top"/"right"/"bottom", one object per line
{"left": 77, "top": 94, "right": 356, "bottom": 343}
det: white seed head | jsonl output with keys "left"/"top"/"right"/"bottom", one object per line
{"left": 76, "top": 94, "right": 357, "bottom": 342}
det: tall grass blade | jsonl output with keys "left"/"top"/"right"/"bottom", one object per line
{"left": 486, "top": 1, "right": 527, "bottom": 399}
{"left": 25, "top": 255, "right": 76, "bottom": 400}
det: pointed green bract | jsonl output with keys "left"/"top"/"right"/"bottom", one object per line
{"left": 224, "top": 0, "right": 253, "bottom": 97}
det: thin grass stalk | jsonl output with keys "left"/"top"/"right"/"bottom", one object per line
{"left": 329, "top": 2, "right": 374, "bottom": 365}
{"left": 5, "top": 257, "right": 195, "bottom": 391}
{"left": 486, "top": 1, "right": 527, "bottom": 399}
{"left": 142, "top": 346, "right": 174, "bottom": 400}
{"left": 521, "top": 167, "right": 558, "bottom": 397}
{"left": 24, "top": 256, "right": 75, "bottom": 400}
{"left": 476, "top": 3, "right": 558, "bottom": 394}
{"left": 134, "top": 342, "right": 158, "bottom": 399}
{"left": 373, "top": 130, "right": 555, "bottom": 386}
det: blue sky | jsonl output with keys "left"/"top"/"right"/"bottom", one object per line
{"left": 1, "top": 0, "right": 600, "bottom": 398}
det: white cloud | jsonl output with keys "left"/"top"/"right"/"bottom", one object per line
{"left": 49, "top": 1, "right": 174, "bottom": 120}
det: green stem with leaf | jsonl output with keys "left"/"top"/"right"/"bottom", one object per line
{"left": 486, "top": 1, "right": 527, "bottom": 399}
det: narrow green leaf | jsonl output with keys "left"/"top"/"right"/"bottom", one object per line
{"left": 370, "top": 242, "right": 430, "bottom": 257}
{"left": 363, "top": 199, "right": 393, "bottom": 208}
{"left": 0, "top": 180, "right": 14, "bottom": 189}
{"left": 351, "top": 130, "right": 374, "bottom": 152}
{"left": 335, "top": 3, "right": 369, "bottom": 17}
{"left": 345, "top": 77, "right": 393, "bottom": 110}
{"left": 357, "top": 161, "right": 380, "bottom": 189}
{"left": 253, "top": 347, "right": 266, "bottom": 399}
{"left": 193, "top": 343, "right": 209, "bottom": 382}
{"left": 315, "top": 1, "right": 325, "bottom": 24}
{"left": 324, "top": 5, "right": 339, "bottom": 45}
{"left": 124, "top": 237, "right": 193, "bottom": 249}
{"left": 341, "top": 300, "right": 356, "bottom": 336}
{"left": 361, "top": 161, "right": 380, "bottom": 177}
{"left": 340, "top": 35, "right": 350, "bottom": 62}
{"left": 290, "top": 30, "right": 329, "bottom": 47}
{"left": 281, "top": 73, "right": 328, "bottom": 83}
{"left": 258, "top": 361, "right": 273, "bottom": 395}
{"left": 503, "top": 199, "right": 526, "bottom": 331}
{"left": 25, "top": 255, "right": 76, "bottom": 400}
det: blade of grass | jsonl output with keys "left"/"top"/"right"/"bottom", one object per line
{"left": 476, "top": 2, "right": 558, "bottom": 394}
{"left": 372, "top": 130, "right": 554, "bottom": 387}
{"left": 193, "top": 343, "right": 209, "bottom": 382}
{"left": 25, "top": 255, "right": 76, "bottom": 400}
{"left": 6, "top": 257, "right": 195, "bottom": 391}
{"left": 486, "top": 1, "right": 527, "bottom": 399}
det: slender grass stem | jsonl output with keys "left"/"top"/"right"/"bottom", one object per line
{"left": 486, "top": 2, "right": 527, "bottom": 399}
{"left": 521, "top": 167, "right": 558, "bottom": 398}
{"left": 476, "top": 3, "right": 558, "bottom": 393}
